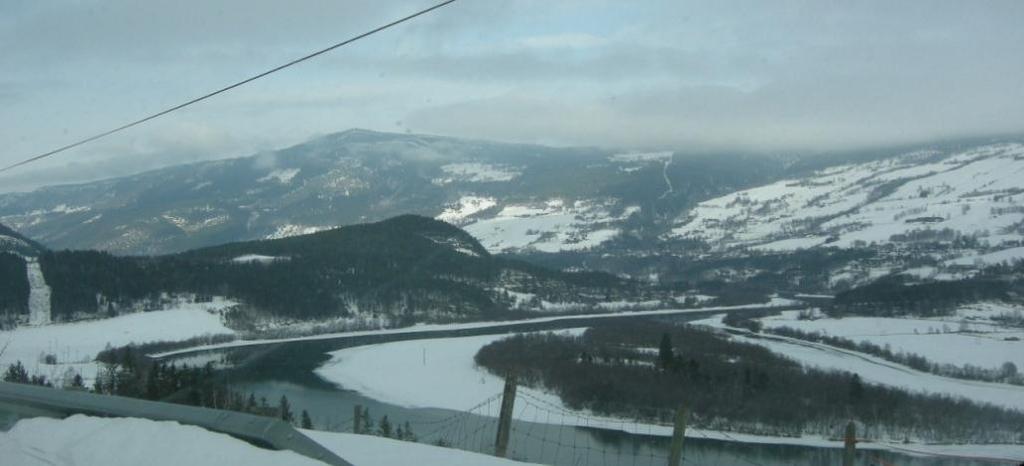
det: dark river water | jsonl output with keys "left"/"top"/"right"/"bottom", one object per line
{"left": 162, "top": 311, "right": 1003, "bottom": 466}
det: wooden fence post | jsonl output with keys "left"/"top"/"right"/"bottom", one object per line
{"left": 843, "top": 421, "right": 856, "bottom": 466}
{"left": 668, "top": 405, "right": 687, "bottom": 466}
{"left": 494, "top": 375, "right": 518, "bottom": 457}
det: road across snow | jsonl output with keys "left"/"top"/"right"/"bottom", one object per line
{"left": 155, "top": 300, "right": 799, "bottom": 358}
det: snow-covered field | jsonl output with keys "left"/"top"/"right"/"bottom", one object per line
{"left": 258, "top": 168, "right": 301, "bottom": 184}
{"left": 0, "top": 415, "right": 537, "bottom": 466}
{"left": 232, "top": 254, "right": 288, "bottom": 264}
{"left": 435, "top": 195, "right": 497, "bottom": 225}
{"left": 463, "top": 199, "right": 634, "bottom": 253}
{"left": 312, "top": 329, "right": 1024, "bottom": 460}
{"left": 759, "top": 310, "right": 1024, "bottom": 371}
{"left": 0, "top": 299, "right": 236, "bottom": 386}
{"left": 669, "top": 143, "right": 1024, "bottom": 257}
{"left": 434, "top": 162, "right": 521, "bottom": 184}
{"left": 266, "top": 224, "right": 330, "bottom": 240}
{"left": 316, "top": 330, "right": 583, "bottom": 412}
{"left": 692, "top": 314, "right": 1024, "bottom": 411}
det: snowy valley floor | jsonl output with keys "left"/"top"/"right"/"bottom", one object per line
{"left": 692, "top": 313, "right": 1024, "bottom": 411}
{"left": 0, "top": 299, "right": 237, "bottom": 386}
{"left": 3, "top": 301, "right": 1023, "bottom": 463}
{"left": 314, "top": 330, "right": 1024, "bottom": 462}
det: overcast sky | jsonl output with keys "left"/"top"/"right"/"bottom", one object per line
{"left": 1, "top": 0, "right": 1023, "bottom": 191}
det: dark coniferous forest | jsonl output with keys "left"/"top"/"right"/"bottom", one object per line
{"left": 475, "top": 321, "right": 1024, "bottom": 443}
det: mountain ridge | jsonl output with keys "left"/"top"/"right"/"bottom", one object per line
{"left": 0, "top": 129, "right": 783, "bottom": 255}
{"left": 0, "top": 214, "right": 648, "bottom": 330}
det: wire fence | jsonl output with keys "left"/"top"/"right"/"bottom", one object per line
{"left": 329, "top": 388, "right": 1022, "bottom": 466}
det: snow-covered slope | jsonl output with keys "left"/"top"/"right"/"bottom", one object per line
{"left": 0, "top": 130, "right": 690, "bottom": 255}
{"left": 0, "top": 129, "right": 792, "bottom": 256}
{"left": 670, "top": 143, "right": 1024, "bottom": 260}
{"left": 24, "top": 258, "right": 51, "bottom": 326}
{"left": 758, "top": 309, "right": 1024, "bottom": 372}
{"left": 463, "top": 199, "right": 636, "bottom": 253}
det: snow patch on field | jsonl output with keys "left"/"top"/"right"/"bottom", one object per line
{"left": 436, "top": 195, "right": 497, "bottom": 225}
{"left": 946, "top": 246, "right": 1024, "bottom": 267}
{"left": 609, "top": 151, "right": 673, "bottom": 162}
{"left": 25, "top": 204, "right": 91, "bottom": 216}
{"left": 434, "top": 163, "right": 521, "bottom": 184}
{"left": 692, "top": 314, "right": 1024, "bottom": 411}
{"left": 266, "top": 224, "right": 329, "bottom": 240}
{"left": 258, "top": 168, "right": 301, "bottom": 184}
{"left": 232, "top": 254, "right": 287, "bottom": 264}
{"left": 463, "top": 199, "right": 632, "bottom": 253}
{"left": 759, "top": 311, "right": 1024, "bottom": 371}
{"left": 316, "top": 330, "right": 584, "bottom": 412}
{"left": 0, "top": 299, "right": 237, "bottom": 386}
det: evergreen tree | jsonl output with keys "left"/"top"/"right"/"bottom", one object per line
{"left": 3, "top": 361, "right": 29, "bottom": 383}
{"left": 360, "top": 407, "right": 374, "bottom": 435}
{"left": 848, "top": 373, "right": 864, "bottom": 404}
{"left": 145, "top": 362, "right": 161, "bottom": 399}
{"left": 377, "top": 415, "right": 393, "bottom": 438}
{"left": 301, "top": 410, "right": 313, "bottom": 429}
{"left": 278, "top": 395, "right": 295, "bottom": 424}
{"left": 400, "top": 421, "right": 416, "bottom": 442}
{"left": 658, "top": 333, "right": 674, "bottom": 370}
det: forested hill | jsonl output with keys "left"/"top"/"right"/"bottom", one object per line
{"left": 2, "top": 215, "right": 642, "bottom": 328}
{"left": 0, "top": 222, "right": 42, "bottom": 256}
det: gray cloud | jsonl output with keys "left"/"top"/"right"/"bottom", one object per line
{"left": 1, "top": 0, "right": 1022, "bottom": 191}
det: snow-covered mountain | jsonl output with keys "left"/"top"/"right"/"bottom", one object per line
{"left": 667, "top": 142, "right": 1024, "bottom": 280}
{"left": 2, "top": 129, "right": 1022, "bottom": 292}
{"left": 0, "top": 129, "right": 779, "bottom": 255}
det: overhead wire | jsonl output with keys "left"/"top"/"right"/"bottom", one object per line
{"left": 0, "top": 0, "right": 458, "bottom": 174}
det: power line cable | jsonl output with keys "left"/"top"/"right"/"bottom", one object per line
{"left": 0, "top": 0, "right": 458, "bottom": 174}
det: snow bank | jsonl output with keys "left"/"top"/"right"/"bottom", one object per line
{"left": 0, "top": 415, "right": 539, "bottom": 466}
{"left": 0, "top": 415, "right": 323, "bottom": 466}
{"left": 304, "top": 429, "right": 541, "bottom": 466}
